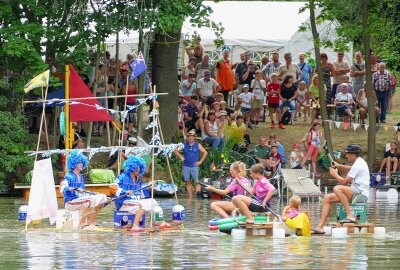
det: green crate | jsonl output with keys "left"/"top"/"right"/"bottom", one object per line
{"left": 390, "top": 172, "right": 400, "bottom": 185}
{"left": 336, "top": 204, "right": 367, "bottom": 223}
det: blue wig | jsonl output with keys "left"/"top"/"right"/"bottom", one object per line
{"left": 124, "top": 155, "right": 146, "bottom": 175}
{"left": 67, "top": 150, "right": 89, "bottom": 171}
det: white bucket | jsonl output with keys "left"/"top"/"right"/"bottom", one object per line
{"left": 376, "top": 190, "right": 388, "bottom": 199}
{"left": 323, "top": 226, "right": 332, "bottom": 235}
{"left": 56, "top": 209, "right": 80, "bottom": 229}
{"left": 360, "top": 227, "right": 368, "bottom": 234}
{"left": 231, "top": 228, "right": 246, "bottom": 240}
{"left": 374, "top": 227, "right": 386, "bottom": 238}
{"left": 332, "top": 227, "right": 348, "bottom": 238}
{"left": 387, "top": 188, "right": 399, "bottom": 200}
{"left": 273, "top": 228, "right": 286, "bottom": 238}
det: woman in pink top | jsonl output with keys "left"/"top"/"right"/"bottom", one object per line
{"left": 232, "top": 164, "right": 276, "bottom": 223}
{"left": 206, "top": 161, "right": 250, "bottom": 218}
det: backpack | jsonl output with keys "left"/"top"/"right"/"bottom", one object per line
{"left": 281, "top": 110, "right": 291, "bottom": 125}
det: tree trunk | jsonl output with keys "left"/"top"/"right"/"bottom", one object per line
{"left": 309, "top": 0, "right": 333, "bottom": 154}
{"left": 362, "top": 0, "right": 376, "bottom": 167}
{"left": 152, "top": 31, "right": 181, "bottom": 143}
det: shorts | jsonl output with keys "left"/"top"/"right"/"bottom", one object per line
{"left": 279, "top": 100, "right": 296, "bottom": 111}
{"left": 351, "top": 186, "right": 368, "bottom": 203}
{"left": 65, "top": 194, "right": 107, "bottom": 211}
{"left": 268, "top": 103, "right": 279, "bottom": 109}
{"left": 240, "top": 107, "right": 251, "bottom": 114}
{"left": 336, "top": 105, "right": 352, "bottom": 116}
{"left": 248, "top": 198, "right": 270, "bottom": 213}
{"left": 252, "top": 99, "right": 264, "bottom": 109}
{"left": 183, "top": 166, "right": 199, "bottom": 182}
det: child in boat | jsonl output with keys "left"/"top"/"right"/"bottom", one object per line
{"left": 59, "top": 150, "right": 107, "bottom": 229}
{"left": 232, "top": 164, "right": 276, "bottom": 224}
{"left": 281, "top": 195, "right": 311, "bottom": 236}
{"left": 110, "top": 155, "right": 171, "bottom": 232}
{"left": 205, "top": 161, "right": 251, "bottom": 218}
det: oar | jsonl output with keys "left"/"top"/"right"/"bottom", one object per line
{"left": 73, "top": 188, "right": 97, "bottom": 195}
{"left": 235, "top": 180, "right": 297, "bottom": 237}
{"left": 103, "top": 182, "right": 153, "bottom": 208}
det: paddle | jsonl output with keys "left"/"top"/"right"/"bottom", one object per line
{"left": 73, "top": 188, "right": 97, "bottom": 195}
{"left": 323, "top": 140, "right": 335, "bottom": 166}
{"left": 235, "top": 179, "right": 297, "bottom": 237}
{"left": 103, "top": 182, "right": 153, "bottom": 208}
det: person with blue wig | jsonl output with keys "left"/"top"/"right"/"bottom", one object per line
{"left": 59, "top": 150, "right": 107, "bottom": 229}
{"left": 110, "top": 155, "right": 171, "bottom": 232}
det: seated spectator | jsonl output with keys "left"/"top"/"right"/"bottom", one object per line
{"left": 195, "top": 71, "right": 220, "bottom": 106}
{"left": 183, "top": 95, "right": 202, "bottom": 134}
{"left": 220, "top": 101, "right": 234, "bottom": 120}
{"left": 267, "top": 145, "right": 283, "bottom": 172}
{"left": 182, "top": 57, "right": 196, "bottom": 80}
{"left": 290, "top": 144, "right": 304, "bottom": 169}
{"left": 356, "top": 85, "right": 380, "bottom": 126}
{"left": 378, "top": 141, "right": 399, "bottom": 178}
{"left": 279, "top": 75, "right": 298, "bottom": 129}
{"left": 267, "top": 134, "right": 286, "bottom": 165}
{"left": 215, "top": 92, "right": 224, "bottom": 103}
{"left": 230, "top": 115, "right": 251, "bottom": 146}
{"left": 336, "top": 75, "right": 354, "bottom": 98}
{"left": 180, "top": 73, "right": 197, "bottom": 102}
{"left": 210, "top": 101, "right": 221, "bottom": 116}
{"left": 218, "top": 111, "right": 230, "bottom": 138}
{"left": 254, "top": 136, "right": 271, "bottom": 168}
{"left": 309, "top": 74, "right": 326, "bottom": 123}
{"left": 335, "top": 83, "right": 354, "bottom": 130}
{"left": 295, "top": 81, "right": 309, "bottom": 122}
{"left": 201, "top": 111, "right": 224, "bottom": 149}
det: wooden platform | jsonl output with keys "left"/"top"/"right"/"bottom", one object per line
{"left": 334, "top": 222, "right": 375, "bottom": 234}
{"left": 239, "top": 223, "right": 273, "bottom": 236}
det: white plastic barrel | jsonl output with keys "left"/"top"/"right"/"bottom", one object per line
{"left": 323, "top": 226, "right": 332, "bottom": 235}
{"left": 172, "top": 205, "right": 185, "bottom": 225}
{"left": 18, "top": 205, "right": 28, "bottom": 221}
{"left": 231, "top": 228, "right": 246, "bottom": 240}
{"left": 332, "top": 227, "right": 348, "bottom": 238}
{"left": 273, "top": 228, "right": 286, "bottom": 238}
{"left": 374, "top": 227, "right": 386, "bottom": 238}
{"left": 387, "top": 188, "right": 399, "bottom": 200}
{"left": 152, "top": 206, "right": 164, "bottom": 226}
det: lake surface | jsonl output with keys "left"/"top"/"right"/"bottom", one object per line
{"left": 0, "top": 195, "right": 399, "bottom": 270}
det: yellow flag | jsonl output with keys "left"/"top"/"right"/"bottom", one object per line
{"left": 24, "top": 70, "right": 50, "bottom": 92}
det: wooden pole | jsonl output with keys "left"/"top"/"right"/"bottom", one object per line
{"left": 117, "top": 75, "right": 130, "bottom": 175}
{"left": 65, "top": 65, "right": 70, "bottom": 173}
{"left": 104, "top": 44, "right": 111, "bottom": 146}
{"left": 112, "top": 31, "right": 120, "bottom": 144}
{"left": 150, "top": 86, "right": 157, "bottom": 229}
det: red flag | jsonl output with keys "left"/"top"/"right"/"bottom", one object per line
{"left": 69, "top": 65, "right": 114, "bottom": 122}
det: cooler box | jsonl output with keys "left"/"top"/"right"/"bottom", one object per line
{"left": 370, "top": 173, "right": 386, "bottom": 186}
{"left": 89, "top": 169, "right": 115, "bottom": 183}
{"left": 336, "top": 204, "right": 367, "bottom": 223}
{"left": 390, "top": 173, "right": 400, "bottom": 185}
{"left": 114, "top": 211, "right": 145, "bottom": 229}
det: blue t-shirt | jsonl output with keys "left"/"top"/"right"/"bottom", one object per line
{"left": 298, "top": 63, "right": 312, "bottom": 85}
{"left": 183, "top": 141, "right": 199, "bottom": 167}
{"left": 62, "top": 172, "right": 85, "bottom": 205}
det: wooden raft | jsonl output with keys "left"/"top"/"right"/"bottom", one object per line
{"left": 239, "top": 223, "right": 274, "bottom": 237}
{"left": 334, "top": 222, "right": 375, "bottom": 234}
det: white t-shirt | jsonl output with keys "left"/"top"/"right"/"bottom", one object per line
{"left": 238, "top": 92, "right": 254, "bottom": 109}
{"left": 251, "top": 79, "right": 266, "bottom": 100}
{"left": 347, "top": 157, "right": 370, "bottom": 198}
{"left": 290, "top": 151, "right": 304, "bottom": 168}
{"left": 197, "top": 78, "right": 219, "bottom": 97}
{"left": 180, "top": 80, "right": 197, "bottom": 97}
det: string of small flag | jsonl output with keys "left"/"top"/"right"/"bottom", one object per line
{"left": 323, "top": 120, "right": 399, "bottom": 132}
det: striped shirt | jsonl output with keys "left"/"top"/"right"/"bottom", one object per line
{"left": 373, "top": 70, "right": 392, "bottom": 92}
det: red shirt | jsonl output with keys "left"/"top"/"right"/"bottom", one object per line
{"left": 267, "top": 82, "right": 281, "bottom": 104}
{"left": 269, "top": 151, "right": 282, "bottom": 164}
{"left": 127, "top": 85, "right": 137, "bottom": 104}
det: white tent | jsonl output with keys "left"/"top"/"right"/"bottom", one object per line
{"left": 105, "top": 1, "right": 352, "bottom": 65}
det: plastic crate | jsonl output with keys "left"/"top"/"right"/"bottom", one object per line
{"left": 336, "top": 204, "right": 367, "bottom": 223}
{"left": 114, "top": 211, "right": 145, "bottom": 229}
{"left": 370, "top": 173, "right": 386, "bottom": 186}
{"left": 390, "top": 173, "right": 400, "bottom": 185}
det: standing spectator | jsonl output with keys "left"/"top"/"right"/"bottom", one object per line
{"left": 335, "top": 83, "right": 354, "bottom": 130}
{"left": 238, "top": 84, "right": 255, "bottom": 129}
{"left": 241, "top": 59, "right": 256, "bottom": 91}
{"left": 216, "top": 49, "right": 235, "bottom": 102}
{"left": 278, "top": 75, "right": 298, "bottom": 129}
{"left": 235, "top": 51, "right": 251, "bottom": 91}
{"left": 251, "top": 70, "right": 266, "bottom": 127}
{"left": 320, "top": 53, "right": 335, "bottom": 108}
{"left": 263, "top": 52, "right": 281, "bottom": 82}
{"left": 278, "top": 53, "right": 302, "bottom": 86}
{"left": 193, "top": 36, "right": 204, "bottom": 64}
{"left": 201, "top": 111, "right": 224, "bottom": 149}
{"left": 373, "top": 63, "right": 393, "bottom": 123}
{"left": 297, "top": 53, "right": 313, "bottom": 86}
{"left": 195, "top": 53, "right": 215, "bottom": 81}
{"left": 124, "top": 80, "right": 138, "bottom": 134}
{"left": 350, "top": 52, "right": 366, "bottom": 96}
{"left": 370, "top": 54, "right": 379, "bottom": 74}
{"left": 266, "top": 73, "right": 281, "bottom": 128}
{"left": 180, "top": 73, "right": 197, "bottom": 102}
{"left": 195, "top": 70, "right": 220, "bottom": 106}
{"left": 332, "top": 52, "right": 350, "bottom": 98}
{"left": 182, "top": 57, "right": 196, "bottom": 80}
{"left": 260, "top": 55, "right": 270, "bottom": 69}
{"left": 93, "top": 64, "right": 109, "bottom": 136}
{"left": 295, "top": 81, "right": 309, "bottom": 122}
{"left": 300, "top": 122, "right": 322, "bottom": 177}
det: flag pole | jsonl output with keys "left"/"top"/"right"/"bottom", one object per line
{"left": 117, "top": 74, "right": 130, "bottom": 175}
{"left": 65, "top": 65, "right": 70, "bottom": 173}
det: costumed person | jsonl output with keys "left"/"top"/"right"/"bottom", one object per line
{"left": 110, "top": 155, "right": 171, "bottom": 232}
{"left": 173, "top": 130, "right": 208, "bottom": 198}
{"left": 312, "top": 144, "right": 369, "bottom": 234}
{"left": 205, "top": 161, "right": 251, "bottom": 218}
{"left": 280, "top": 195, "right": 311, "bottom": 236}
{"left": 59, "top": 150, "right": 107, "bottom": 229}
{"left": 232, "top": 164, "right": 276, "bottom": 224}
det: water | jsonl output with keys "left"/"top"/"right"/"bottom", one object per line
{"left": 1, "top": 196, "right": 399, "bottom": 269}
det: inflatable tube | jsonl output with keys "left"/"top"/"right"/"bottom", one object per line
{"left": 218, "top": 222, "right": 239, "bottom": 230}
{"left": 217, "top": 216, "right": 246, "bottom": 225}
{"left": 209, "top": 217, "right": 223, "bottom": 226}
{"left": 208, "top": 224, "right": 219, "bottom": 231}
{"left": 254, "top": 215, "right": 268, "bottom": 222}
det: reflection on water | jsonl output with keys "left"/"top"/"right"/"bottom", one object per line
{"left": 0, "top": 196, "right": 399, "bottom": 269}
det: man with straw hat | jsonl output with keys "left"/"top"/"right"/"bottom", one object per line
{"left": 312, "top": 144, "right": 369, "bottom": 234}
{"left": 174, "top": 130, "right": 208, "bottom": 198}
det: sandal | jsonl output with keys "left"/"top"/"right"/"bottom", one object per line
{"left": 311, "top": 229, "right": 326, "bottom": 234}
{"left": 339, "top": 217, "right": 356, "bottom": 224}
{"left": 130, "top": 227, "right": 145, "bottom": 232}
{"left": 159, "top": 223, "right": 172, "bottom": 229}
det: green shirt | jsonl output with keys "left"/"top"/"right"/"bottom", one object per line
{"left": 254, "top": 144, "right": 270, "bottom": 159}
{"left": 309, "top": 84, "right": 326, "bottom": 99}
